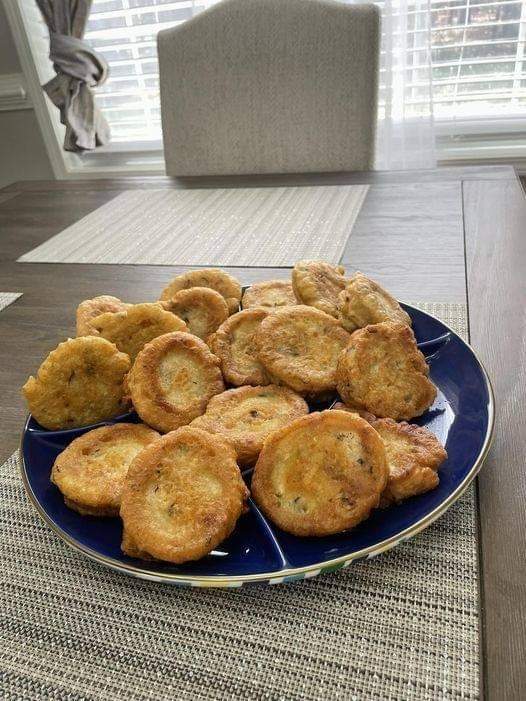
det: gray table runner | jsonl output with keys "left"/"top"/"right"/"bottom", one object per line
{"left": 0, "top": 303, "right": 479, "bottom": 700}
{"left": 17, "top": 185, "right": 369, "bottom": 267}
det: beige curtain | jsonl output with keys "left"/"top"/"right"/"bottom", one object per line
{"left": 36, "top": 0, "right": 110, "bottom": 152}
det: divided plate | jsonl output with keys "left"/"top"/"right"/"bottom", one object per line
{"left": 20, "top": 304, "right": 494, "bottom": 586}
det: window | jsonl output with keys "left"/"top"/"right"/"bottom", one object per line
{"left": 86, "top": 0, "right": 526, "bottom": 146}
{"left": 6, "top": 0, "right": 525, "bottom": 175}
{"left": 85, "top": 1, "right": 217, "bottom": 145}
{"left": 430, "top": 0, "right": 526, "bottom": 119}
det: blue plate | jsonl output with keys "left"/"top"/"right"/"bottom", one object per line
{"left": 20, "top": 304, "right": 494, "bottom": 586}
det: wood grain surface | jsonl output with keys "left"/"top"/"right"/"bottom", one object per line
{"left": 0, "top": 164, "right": 524, "bottom": 700}
{"left": 463, "top": 178, "right": 526, "bottom": 701}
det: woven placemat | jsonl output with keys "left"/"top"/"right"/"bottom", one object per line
{"left": 17, "top": 185, "right": 369, "bottom": 267}
{"left": 0, "top": 303, "right": 479, "bottom": 701}
{"left": 0, "top": 293, "right": 22, "bottom": 311}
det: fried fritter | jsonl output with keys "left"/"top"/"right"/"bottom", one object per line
{"left": 241, "top": 280, "right": 297, "bottom": 311}
{"left": 251, "top": 410, "right": 388, "bottom": 536}
{"left": 127, "top": 331, "right": 225, "bottom": 433}
{"left": 255, "top": 305, "right": 351, "bottom": 395}
{"left": 331, "top": 401, "right": 377, "bottom": 424}
{"left": 51, "top": 423, "right": 159, "bottom": 516}
{"left": 22, "top": 336, "right": 131, "bottom": 430}
{"left": 337, "top": 272, "right": 411, "bottom": 332}
{"left": 120, "top": 427, "right": 248, "bottom": 563}
{"left": 337, "top": 322, "right": 437, "bottom": 420}
{"left": 76, "top": 295, "right": 129, "bottom": 336}
{"left": 89, "top": 303, "right": 186, "bottom": 362}
{"left": 208, "top": 308, "right": 270, "bottom": 386}
{"left": 160, "top": 269, "right": 242, "bottom": 315}
{"left": 372, "top": 418, "right": 447, "bottom": 506}
{"left": 161, "top": 287, "right": 229, "bottom": 340}
{"left": 190, "top": 385, "right": 308, "bottom": 466}
{"left": 292, "top": 260, "right": 347, "bottom": 317}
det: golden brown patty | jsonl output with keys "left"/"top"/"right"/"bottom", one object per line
{"left": 251, "top": 410, "right": 388, "bottom": 536}
{"left": 241, "top": 280, "right": 297, "bottom": 311}
{"left": 190, "top": 385, "right": 309, "bottom": 466}
{"left": 120, "top": 427, "right": 248, "bottom": 563}
{"left": 337, "top": 272, "right": 412, "bottom": 332}
{"left": 22, "top": 336, "right": 131, "bottom": 430}
{"left": 76, "top": 295, "right": 129, "bottom": 336}
{"left": 255, "top": 305, "right": 351, "bottom": 395}
{"left": 51, "top": 423, "right": 159, "bottom": 516}
{"left": 292, "top": 260, "right": 347, "bottom": 317}
{"left": 161, "top": 287, "right": 229, "bottom": 340}
{"left": 88, "top": 303, "right": 187, "bottom": 362}
{"left": 127, "top": 331, "right": 225, "bottom": 433}
{"left": 208, "top": 308, "right": 270, "bottom": 386}
{"left": 160, "top": 269, "right": 242, "bottom": 315}
{"left": 372, "top": 418, "right": 447, "bottom": 506}
{"left": 337, "top": 322, "right": 437, "bottom": 420}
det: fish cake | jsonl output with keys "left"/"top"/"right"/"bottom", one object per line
{"left": 251, "top": 410, "right": 388, "bottom": 537}
{"left": 89, "top": 303, "right": 187, "bottom": 362}
{"left": 161, "top": 287, "right": 229, "bottom": 340}
{"left": 76, "top": 295, "right": 129, "bottom": 336}
{"left": 208, "top": 309, "right": 270, "bottom": 386}
{"left": 127, "top": 331, "right": 225, "bottom": 433}
{"left": 241, "top": 280, "right": 297, "bottom": 311}
{"left": 337, "top": 322, "right": 437, "bottom": 420}
{"left": 120, "top": 427, "right": 248, "bottom": 563}
{"left": 337, "top": 272, "right": 411, "bottom": 332}
{"left": 190, "top": 385, "right": 309, "bottom": 466}
{"left": 331, "top": 401, "right": 376, "bottom": 424}
{"left": 51, "top": 423, "right": 159, "bottom": 516}
{"left": 22, "top": 336, "right": 131, "bottom": 430}
{"left": 372, "top": 418, "right": 447, "bottom": 506}
{"left": 160, "top": 269, "right": 242, "bottom": 315}
{"left": 292, "top": 260, "right": 347, "bottom": 317}
{"left": 255, "top": 305, "right": 351, "bottom": 395}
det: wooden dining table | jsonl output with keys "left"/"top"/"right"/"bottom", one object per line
{"left": 0, "top": 164, "right": 524, "bottom": 700}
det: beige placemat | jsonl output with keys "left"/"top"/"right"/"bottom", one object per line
{"left": 17, "top": 185, "right": 369, "bottom": 267}
{"left": 0, "top": 292, "right": 22, "bottom": 311}
{"left": 0, "top": 303, "right": 479, "bottom": 700}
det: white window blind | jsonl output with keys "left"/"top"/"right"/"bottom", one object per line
{"left": 85, "top": 0, "right": 525, "bottom": 145}
{"left": 85, "top": 0, "right": 217, "bottom": 143}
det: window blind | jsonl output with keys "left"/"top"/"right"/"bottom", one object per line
{"left": 82, "top": 0, "right": 526, "bottom": 142}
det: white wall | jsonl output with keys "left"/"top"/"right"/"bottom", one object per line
{"left": 0, "top": 3, "right": 54, "bottom": 189}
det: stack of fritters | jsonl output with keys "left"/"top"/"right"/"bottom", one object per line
{"left": 22, "top": 263, "right": 447, "bottom": 564}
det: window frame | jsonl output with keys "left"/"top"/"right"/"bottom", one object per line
{"left": 6, "top": 0, "right": 526, "bottom": 179}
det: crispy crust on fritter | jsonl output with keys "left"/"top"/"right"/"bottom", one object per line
{"left": 292, "top": 260, "right": 347, "bottom": 317}
{"left": 255, "top": 305, "right": 351, "bottom": 395}
{"left": 337, "top": 322, "right": 437, "bottom": 420}
{"left": 241, "top": 280, "right": 297, "bottom": 311}
{"left": 51, "top": 423, "right": 159, "bottom": 516}
{"left": 331, "top": 401, "right": 377, "bottom": 424}
{"left": 89, "top": 303, "right": 187, "bottom": 362}
{"left": 372, "top": 418, "right": 447, "bottom": 506}
{"left": 160, "top": 269, "right": 242, "bottom": 315}
{"left": 22, "top": 336, "right": 131, "bottom": 430}
{"left": 160, "top": 287, "right": 229, "bottom": 340}
{"left": 207, "top": 308, "right": 270, "bottom": 386}
{"left": 337, "top": 272, "right": 412, "bottom": 333}
{"left": 120, "top": 427, "right": 248, "bottom": 563}
{"left": 76, "top": 295, "right": 129, "bottom": 336}
{"left": 251, "top": 410, "right": 388, "bottom": 536}
{"left": 127, "top": 331, "right": 225, "bottom": 433}
{"left": 190, "top": 385, "right": 308, "bottom": 466}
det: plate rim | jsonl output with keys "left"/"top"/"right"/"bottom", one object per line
{"left": 19, "top": 303, "right": 495, "bottom": 586}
